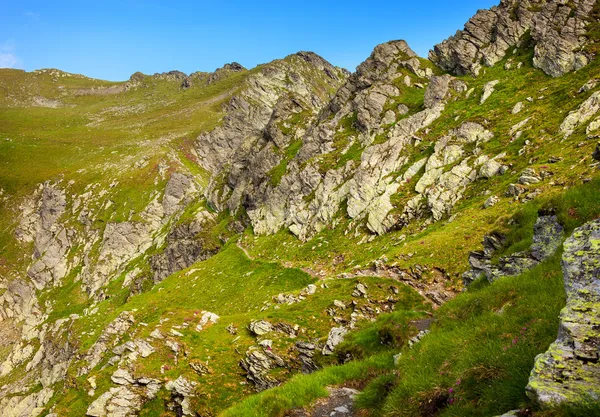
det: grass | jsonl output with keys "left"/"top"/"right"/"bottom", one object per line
{"left": 269, "top": 139, "right": 303, "bottom": 186}
{"left": 220, "top": 254, "right": 567, "bottom": 417}
{"left": 2, "top": 28, "right": 600, "bottom": 417}
{"left": 48, "top": 239, "right": 428, "bottom": 415}
{"left": 221, "top": 353, "right": 394, "bottom": 417}
{"left": 220, "top": 175, "right": 600, "bottom": 417}
{"left": 372, "top": 255, "right": 565, "bottom": 417}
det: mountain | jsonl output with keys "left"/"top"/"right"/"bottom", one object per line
{"left": 0, "top": 1, "right": 599, "bottom": 416}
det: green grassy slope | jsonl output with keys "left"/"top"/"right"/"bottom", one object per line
{"left": 223, "top": 178, "right": 600, "bottom": 417}
{"left": 1, "top": 30, "right": 600, "bottom": 417}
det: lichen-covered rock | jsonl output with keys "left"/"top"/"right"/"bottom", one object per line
{"left": 150, "top": 211, "right": 217, "bottom": 283}
{"left": 463, "top": 216, "right": 563, "bottom": 285}
{"left": 518, "top": 168, "right": 542, "bottom": 185}
{"left": 560, "top": 91, "right": 600, "bottom": 137}
{"left": 322, "top": 327, "right": 348, "bottom": 355}
{"left": 480, "top": 80, "right": 499, "bottom": 104}
{"left": 512, "top": 101, "right": 524, "bottom": 114}
{"left": 0, "top": 388, "right": 54, "bottom": 417}
{"left": 86, "top": 386, "right": 143, "bottom": 417}
{"left": 531, "top": 0, "right": 596, "bottom": 77}
{"left": 430, "top": 0, "right": 596, "bottom": 78}
{"left": 424, "top": 75, "right": 452, "bottom": 108}
{"left": 162, "top": 172, "right": 199, "bottom": 216}
{"left": 479, "top": 157, "right": 506, "bottom": 179}
{"left": 165, "top": 376, "right": 197, "bottom": 416}
{"left": 240, "top": 347, "right": 286, "bottom": 391}
{"left": 526, "top": 219, "right": 600, "bottom": 406}
{"left": 249, "top": 320, "right": 273, "bottom": 336}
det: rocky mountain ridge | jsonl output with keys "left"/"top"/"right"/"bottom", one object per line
{"left": 430, "top": 0, "right": 597, "bottom": 77}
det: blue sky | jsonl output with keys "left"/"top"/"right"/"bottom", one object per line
{"left": 1, "top": 0, "right": 497, "bottom": 81}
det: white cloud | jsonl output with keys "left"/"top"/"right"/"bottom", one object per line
{"left": 0, "top": 53, "right": 21, "bottom": 68}
{"left": 0, "top": 41, "right": 22, "bottom": 69}
{"left": 24, "top": 11, "right": 40, "bottom": 21}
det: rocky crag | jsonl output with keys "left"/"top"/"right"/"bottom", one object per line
{"left": 527, "top": 219, "right": 600, "bottom": 406}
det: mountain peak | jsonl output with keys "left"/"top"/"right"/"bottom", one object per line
{"left": 429, "top": 0, "right": 597, "bottom": 77}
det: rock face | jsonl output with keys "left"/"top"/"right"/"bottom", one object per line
{"left": 430, "top": 0, "right": 597, "bottom": 77}
{"left": 463, "top": 215, "right": 564, "bottom": 285}
{"left": 195, "top": 52, "right": 347, "bottom": 175}
{"left": 560, "top": 91, "right": 600, "bottom": 137}
{"left": 526, "top": 219, "right": 600, "bottom": 406}
{"left": 200, "top": 39, "right": 506, "bottom": 241}
{"left": 17, "top": 184, "right": 71, "bottom": 290}
{"left": 150, "top": 211, "right": 217, "bottom": 283}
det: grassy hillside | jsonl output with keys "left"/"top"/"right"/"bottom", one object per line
{"left": 222, "top": 178, "right": 600, "bottom": 417}
{"left": 0, "top": 28, "right": 599, "bottom": 417}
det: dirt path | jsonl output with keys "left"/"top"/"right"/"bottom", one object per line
{"left": 287, "top": 387, "right": 360, "bottom": 417}
{"left": 236, "top": 240, "right": 322, "bottom": 279}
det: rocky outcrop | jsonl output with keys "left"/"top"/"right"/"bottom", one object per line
{"left": 85, "top": 221, "right": 154, "bottom": 295}
{"left": 526, "top": 219, "right": 600, "bottom": 406}
{"left": 165, "top": 376, "right": 196, "bottom": 416}
{"left": 150, "top": 210, "right": 217, "bottom": 283}
{"left": 560, "top": 91, "right": 600, "bottom": 137}
{"left": 84, "top": 171, "right": 200, "bottom": 296}
{"left": 195, "top": 52, "right": 347, "bottom": 175}
{"left": 296, "top": 342, "right": 319, "bottom": 373}
{"left": 0, "top": 316, "right": 76, "bottom": 417}
{"left": 80, "top": 311, "right": 135, "bottom": 375}
{"left": 0, "top": 388, "right": 54, "bottom": 417}
{"left": 162, "top": 172, "right": 198, "bottom": 216}
{"left": 185, "top": 62, "right": 247, "bottom": 88}
{"left": 87, "top": 374, "right": 161, "bottom": 417}
{"left": 430, "top": 0, "right": 597, "bottom": 77}
{"left": 203, "top": 35, "right": 510, "bottom": 241}
{"left": 322, "top": 327, "right": 348, "bottom": 355}
{"left": 463, "top": 215, "right": 564, "bottom": 285}
{"left": 17, "top": 184, "right": 72, "bottom": 290}
{"left": 240, "top": 347, "right": 287, "bottom": 391}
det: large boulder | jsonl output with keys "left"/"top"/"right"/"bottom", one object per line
{"left": 526, "top": 219, "right": 600, "bottom": 406}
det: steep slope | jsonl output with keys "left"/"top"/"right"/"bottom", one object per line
{"left": 0, "top": 0, "right": 599, "bottom": 416}
{"left": 0, "top": 56, "right": 350, "bottom": 416}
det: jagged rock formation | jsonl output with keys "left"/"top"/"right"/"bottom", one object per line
{"left": 195, "top": 51, "right": 347, "bottom": 175}
{"left": 526, "top": 219, "right": 600, "bottom": 406}
{"left": 430, "top": 0, "right": 597, "bottom": 77}
{"left": 240, "top": 347, "right": 287, "bottom": 391}
{"left": 463, "top": 215, "right": 564, "bottom": 284}
{"left": 18, "top": 183, "right": 71, "bottom": 290}
{"left": 150, "top": 210, "right": 217, "bottom": 283}
{"left": 199, "top": 40, "right": 511, "bottom": 240}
